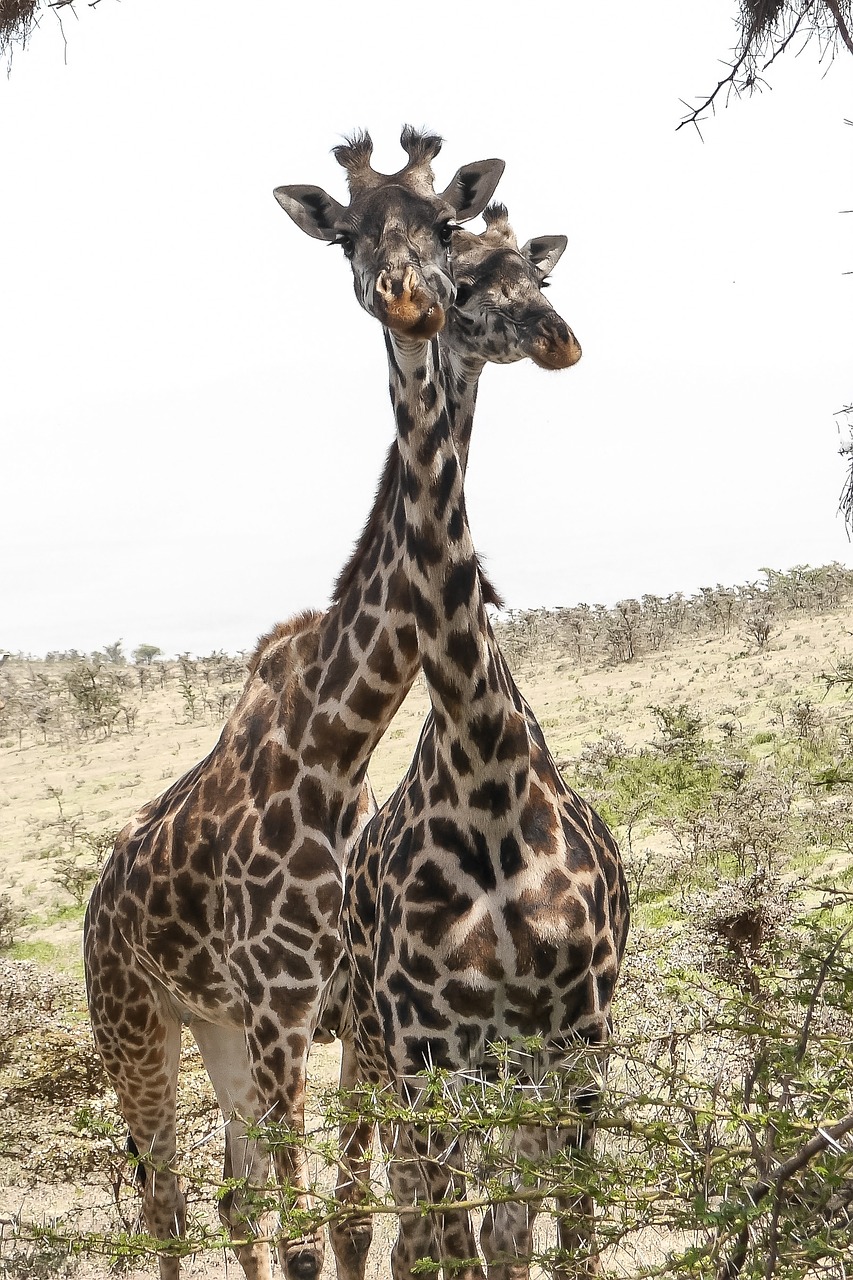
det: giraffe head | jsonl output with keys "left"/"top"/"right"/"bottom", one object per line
{"left": 274, "top": 128, "right": 504, "bottom": 340}
{"left": 445, "top": 204, "right": 582, "bottom": 370}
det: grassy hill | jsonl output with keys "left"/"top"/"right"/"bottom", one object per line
{"left": 2, "top": 585, "right": 852, "bottom": 964}
{"left": 2, "top": 573, "right": 853, "bottom": 1277}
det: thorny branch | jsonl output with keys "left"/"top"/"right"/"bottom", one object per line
{"left": 679, "top": 0, "right": 853, "bottom": 132}
{"left": 716, "top": 1111, "right": 853, "bottom": 1280}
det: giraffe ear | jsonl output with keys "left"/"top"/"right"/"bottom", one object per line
{"left": 440, "top": 158, "right": 505, "bottom": 223}
{"left": 520, "top": 235, "right": 568, "bottom": 281}
{"left": 273, "top": 184, "right": 346, "bottom": 242}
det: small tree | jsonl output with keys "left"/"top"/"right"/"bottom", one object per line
{"left": 743, "top": 604, "right": 774, "bottom": 650}
{"left": 650, "top": 702, "right": 705, "bottom": 758}
{"left": 0, "top": 893, "right": 23, "bottom": 949}
{"left": 132, "top": 643, "right": 162, "bottom": 666}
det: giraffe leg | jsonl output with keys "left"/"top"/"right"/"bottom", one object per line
{"left": 86, "top": 958, "right": 185, "bottom": 1280}
{"left": 552, "top": 1112, "right": 601, "bottom": 1279}
{"left": 386, "top": 1122, "right": 483, "bottom": 1280}
{"left": 271, "top": 1041, "right": 326, "bottom": 1280}
{"left": 550, "top": 1039, "right": 607, "bottom": 1279}
{"left": 480, "top": 1113, "right": 601, "bottom": 1280}
{"left": 243, "top": 1019, "right": 324, "bottom": 1280}
{"left": 328, "top": 1044, "right": 376, "bottom": 1280}
{"left": 479, "top": 1125, "right": 539, "bottom": 1280}
{"left": 190, "top": 1021, "right": 273, "bottom": 1280}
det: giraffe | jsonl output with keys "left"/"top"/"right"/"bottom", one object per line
{"left": 83, "top": 128, "right": 505, "bottom": 1280}
{"left": 314, "top": 204, "right": 584, "bottom": 1278}
{"left": 329, "top": 207, "right": 630, "bottom": 1280}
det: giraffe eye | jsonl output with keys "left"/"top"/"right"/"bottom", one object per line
{"left": 438, "top": 220, "right": 460, "bottom": 247}
{"left": 453, "top": 283, "right": 474, "bottom": 308}
{"left": 333, "top": 232, "right": 355, "bottom": 259}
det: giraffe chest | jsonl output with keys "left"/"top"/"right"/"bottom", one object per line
{"left": 343, "top": 757, "right": 626, "bottom": 1075}
{"left": 364, "top": 856, "right": 611, "bottom": 1062}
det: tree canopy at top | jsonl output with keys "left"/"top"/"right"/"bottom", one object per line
{"left": 3, "top": 0, "right": 851, "bottom": 125}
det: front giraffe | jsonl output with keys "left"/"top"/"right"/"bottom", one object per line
{"left": 323, "top": 204, "right": 585, "bottom": 1279}
{"left": 84, "top": 129, "right": 504, "bottom": 1280}
{"left": 336, "top": 208, "right": 630, "bottom": 1280}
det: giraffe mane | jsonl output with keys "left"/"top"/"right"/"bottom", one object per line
{"left": 332, "top": 440, "right": 504, "bottom": 609}
{"left": 248, "top": 610, "right": 326, "bottom": 677}
{"left": 332, "top": 441, "right": 400, "bottom": 602}
{"left": 477, "top": 556, "right": 504, "bottom": 611}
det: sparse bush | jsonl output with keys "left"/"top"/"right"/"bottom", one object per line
{"left": 28, "top": 789, "right": 116, "bottom": 904}
{"left": 650, "top": 702, "right": 705, "bottom": 758}
{"left": 102, "top": 639, "right": 125, "bottom": 664}
{"left": 790, "top": 697, "right": 824, "bottom": 743}
{"left": 51, "top": 854, "right": 99, "bottom": 906}
{"left": 0, "top": 893, "right": 24, "bottom": 949}
{"left": 4, "top": 910, "right": 851, "bottom": 1280}
{"left": 743, "top": 604, "right": 774, "bottom": 650}
{"left": 687, "top": 870, "right": 798, "bottom": 990}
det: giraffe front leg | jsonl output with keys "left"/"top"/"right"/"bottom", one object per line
{"left": 273, "top": 1035, "right": 326, "bottom": 1280}
{"left": 552, "top": 1114, "right": 602, "bottom": 1279}
{"left": 245, "top": 1011, "right": 325, "bottom": 1280}
{"left": 481, "top": 1115, "right": 601, "bottom": 1280}
{"left": 329, "top": 1043, "right": 377, "bottom": 1280}
{"left": 479, "top": 1125, "right": 540, "bottom": 1280}
{"left": 386, "top": 1121, "right": 483, "bottom": 1280}
{"left": 190, "top": 1021, "right": 273, "bottom": 1280}
{"left": 551, "top": 1035, "right": 609, "bottom": 1279}
{"left": 234, "top": 863, "right": 345, "bottom": 1280}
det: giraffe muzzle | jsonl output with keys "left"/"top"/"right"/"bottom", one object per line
{"left": 527, "top": 316, "right": 582, "bottom": 371}
{"left": 375, "top": 266, "right": 446, "bottom": 340}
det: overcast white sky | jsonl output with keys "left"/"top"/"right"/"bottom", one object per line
{"left": 2, "top": 1, "right": 850, "bottom": 658}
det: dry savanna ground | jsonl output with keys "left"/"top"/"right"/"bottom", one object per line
{"left": 1, "top": 600, "right": 852, "bottom": 1277}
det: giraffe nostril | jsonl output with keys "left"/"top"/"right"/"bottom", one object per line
{"left": 536, "top": 314, "right": 569, "bottom": 344}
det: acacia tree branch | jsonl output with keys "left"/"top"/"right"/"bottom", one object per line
{"left": 677, "top": 18, "right": 762, "bottom": 133}
{"left": 762, "top": 0, "right": 815, "bottom": 67}
{"left": 716, "top": 1110, "right": 853, "bottom": 1280}
{"left": 794, "top": 926, "right": 852, "bottom": 1065}
{"left": 680, "top": 0, "right": 853, "bottom": 132}
{"left": 823, "top": 0, "right": 853, "bottom": 53}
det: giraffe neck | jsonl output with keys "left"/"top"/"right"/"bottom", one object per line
{"left": 289, "top": 336, "right": 484, "bottom": 848}
{"left": 389, "top": 333, "right": 517, "bottom": 748}
{"left": 442, "top": 348, "right": 484, "bottom": 475}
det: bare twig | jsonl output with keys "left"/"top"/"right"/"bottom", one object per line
{"left": 680, "top": 0, "right": 853, "bottom": 132}
{"left": 677, "top": 18, "right": 763, "bottom": 132}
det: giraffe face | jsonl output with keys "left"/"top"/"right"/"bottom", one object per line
{"left": 336, "top": 185, "right": 457, "bottom": 339}
{"left": 446, "top": 213, "right": 582, "bottom": 370}
{"left": 273, "top": 129, "right": 505, "bottom": 341}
